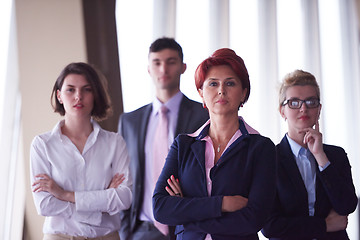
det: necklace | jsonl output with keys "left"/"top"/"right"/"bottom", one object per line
{"left": 217, "top": 145, "right": 221, "bottom": 153}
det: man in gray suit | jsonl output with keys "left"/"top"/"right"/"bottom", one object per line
{"left": 118, "top": 37, "right": 209, "bottom": 240}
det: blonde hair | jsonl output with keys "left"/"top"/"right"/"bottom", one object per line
{"left": 278, "top": 69, "right": 320, "bottom": 109}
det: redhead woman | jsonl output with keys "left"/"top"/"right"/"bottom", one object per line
{"left": 153, "top": 48, "right": 276, "bottom": 240}
{"left": 30, "top": 62, "right": 132, "bottom": 240}
{"left": 262, "top": 70, "right": 357, "bottom": 240}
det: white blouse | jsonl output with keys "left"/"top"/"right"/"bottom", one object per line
{"left": 30, "top": 120, "right": 132, "bottom": 237}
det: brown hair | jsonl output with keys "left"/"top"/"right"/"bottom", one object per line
{"left": 51, "top": 62, "right": 112, "bottom": 121}
{"left": 149, "top": 37, "right": 184, "bottom": 62}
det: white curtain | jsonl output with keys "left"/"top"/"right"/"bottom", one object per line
{"left": 0, "top": 0, "right": 26, "bottom": 239}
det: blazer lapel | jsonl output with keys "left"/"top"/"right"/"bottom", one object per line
{"left": 190, "top": 139, "right": 208, "bottom": 196}
{"left": 175, "top": 95, "right": 192, "bottom": 136}
{"left": 138, "top": 104, "right": 152, "bottom": 176}
{"left": 216, "top": 134, "right": 250, "bottom": 166}
{"left": 191, "top": 140, "right": 206, "bottom": 175}
{"left": 278, "top": 136, "right": 308, "bottom": 204}
{"left": 314, "top": 146, "right": 329, "bottom": 214}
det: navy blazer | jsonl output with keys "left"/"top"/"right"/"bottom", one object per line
{"left": 118, "top": 95, "right": 209, "bottom": 239}
{"left": 153, "top": 120, "right": 276, "bottom": 240}
{"left": 262, "top": 135, "right": 358, "bottom": 240}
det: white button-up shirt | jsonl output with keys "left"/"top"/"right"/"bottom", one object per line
{"left": 30, "top": 120, "right": 132, "bottom": 237}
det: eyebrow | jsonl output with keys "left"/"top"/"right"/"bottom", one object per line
{"left": 64, "top": 83, "right": 92, "bottom": 88}
{"left": 207, "top": 77, "right": 236, "bottom": 81}
{"left": 288, "top": 96, "right": 318, "bottom": 99}
{"left": 152, "top": 57, "right": 179, "bottom": 62}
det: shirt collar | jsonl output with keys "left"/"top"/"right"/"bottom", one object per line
{"left": 188, "top": 116, "right": 260, "bottom": 139}
{"left": 50, "top": 119, "right": 100, "bottom": 142}
{"left": 286, "top": 133, "right": 303, "bottom": 157}
{"left": 51, "top": 120, "right": 64, "bottom": 140}
{"left": 152, "top": 91, "right": 183, "bottom": 116}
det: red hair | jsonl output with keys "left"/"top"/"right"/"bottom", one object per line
{"left": 194, "top": 48, "right": 250, "bottom": 103}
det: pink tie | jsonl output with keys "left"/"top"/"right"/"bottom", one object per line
{"left": 153, "top": 105, "right": 169, "bottom": 236}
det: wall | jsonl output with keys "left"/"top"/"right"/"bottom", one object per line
{"left": 15, "top": 0, "right": 86, "bottom": 239}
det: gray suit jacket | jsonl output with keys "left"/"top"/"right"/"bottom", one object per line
{"left": 118, "top": 94, "right": 209, "bottom": 240}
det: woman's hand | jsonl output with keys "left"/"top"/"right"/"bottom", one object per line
{"left": 32, "top": 173, "right": 75, "bottom": 203}
{"left": 300, "top": 121, "right": 323, "bottom": 154}
{"left": 326, "top": 209, "right": 348, "bottom": 232}
{"left": 299, "top": 120, "right": 329, "bottom": 167}
{"left": 221, "top": 195, "right": 248, "bottom": 212}
{"left": 165, "top": 175, "right": 183, "bottom": 197}
{"left": 107, "top": 173, "right": 125, "bottom": 189}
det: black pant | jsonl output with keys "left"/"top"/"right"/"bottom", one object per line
{"left": 130, "top": 221, "right": 175, "bottom": 240}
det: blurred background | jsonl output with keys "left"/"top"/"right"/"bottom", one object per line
{"left": 0, "top": 0, "right": 359, "bottom": 239}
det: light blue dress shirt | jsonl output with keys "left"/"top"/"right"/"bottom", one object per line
{"left": 286, "top": 134, "right": 317, "bottom": 216}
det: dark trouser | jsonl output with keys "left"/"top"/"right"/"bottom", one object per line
{"left": 131, "top": 221, "right": 175, "bottom": 240}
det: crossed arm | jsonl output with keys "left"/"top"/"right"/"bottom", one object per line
{"left": 32, "top": 173, "right": 125, "bottom": 203}
{"left": 165, "top": 175, "right": 248, "bottom": 213}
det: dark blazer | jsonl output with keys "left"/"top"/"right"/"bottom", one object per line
{"left": 118, "top": 95, "right": 209, "bottom": 239}
{"left": 262, "top": 135, "right": 358, "bottom": 240}
{"left": 153, "top": 119, "right": 276, "bottom": 240}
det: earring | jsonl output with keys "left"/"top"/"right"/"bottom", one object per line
{"left": 238, "top": 102, "right": 244, "bottom": 110}
{"left": 202, "top": 102, "right": 207, "bottom": 109}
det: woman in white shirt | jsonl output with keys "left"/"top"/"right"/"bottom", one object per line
{"left": 30, "top": 62, "right": 132, "bottom": 240}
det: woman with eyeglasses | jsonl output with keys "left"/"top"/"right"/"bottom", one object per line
{"left": 262, "top": 69, "right": 358, "bottom": 240}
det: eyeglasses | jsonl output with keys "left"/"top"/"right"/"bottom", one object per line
{"left": 282, "top": 98, "right": 320, "bottom": 109}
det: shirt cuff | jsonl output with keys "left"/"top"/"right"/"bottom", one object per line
{"left": 74, "top": 192, "right": 102, "bottom": 226}
{"left": 318, "top": 161, "right": 331, "bottom": 172}
{"left": 72, "top": 210, "right": 102, "bottom": 226}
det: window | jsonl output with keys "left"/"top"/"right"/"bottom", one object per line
{"left": 116, "top": 1, "right": 360, "bottom": 239}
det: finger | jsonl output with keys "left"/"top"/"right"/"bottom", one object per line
{"left": 32, "top": 185, "right": 41, "bottom": 192}
{"left": 32, "top": 178, "right": 48, "bottom": 186}
{"left": 34, "top": 182, "right": 48, "bottom": 192}
{"left": 175, "top": 178, "right": 183, "bottom": 195}
{"left": 112, "top": 175, "right": 120, "bottom": 182}
{"left": 167, "top": 178, "right": 177, "bottom": 190}
{"left": 315, "top": 120, "right": 319, "bottom": 132}
{"left": 170, "top": 176, "right": 183, "bottom": 196}
{"left": 109, "top": 173, "right": 121, "bottom": 184}
{"left": 167, "top": 180, "right": 181, "bottom": 196}
{"left": 114, "top": 175, "right": 126, "bottom": 187}
{"left": 303, "top": 132, "right": 309, "bottom": 144}
{"left": 35, "top": 173, "right": 50, "bottom": 180}
{"left": 112, "top": 180, "right": 121, "bottom": 188}
{"left": 303, "top": 130, "right": 316, "bottom": 143}
{"left": 32, "top": 181, "right": 40, "bottom": 186}
{"left": 168, "top": 176, "right": 181, "bottom": 193}
{"left": 165, "top": 186, "right": 175, "bottom": 196}
{"left": 300, "top": 126, "right": 319, "bottom": 134}
{"left": 118, "top": 176, "right": 125, "bottom": 184}
{"left": 113, "top": 173, "right": 124, "bottom": 182}
{"left": 171, "top": 175, "right": 181, "bottom": 189}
